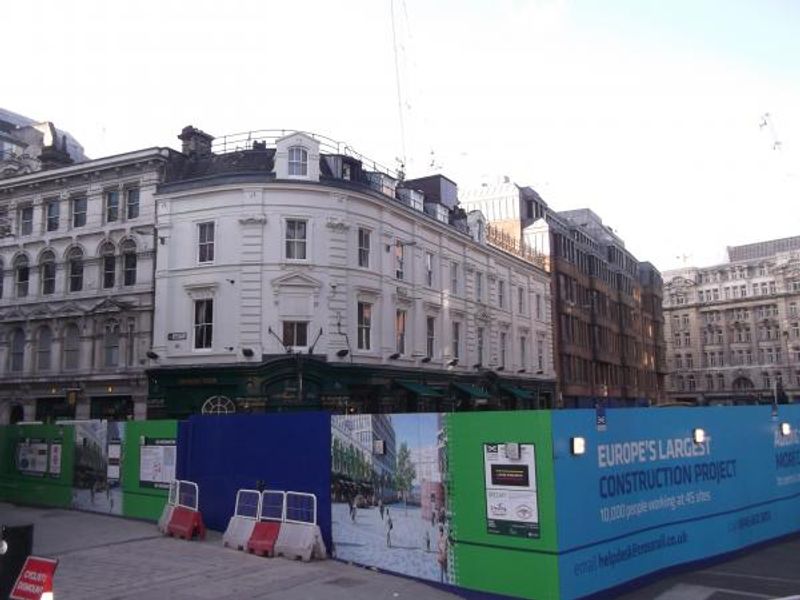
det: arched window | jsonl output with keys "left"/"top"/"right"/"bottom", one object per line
{"left": 37, "top": 326, "right": 52, "bottom": 371}
{"left": 63, "top": 323, "right": 80, "bottom": 370}
{"left": 14, "top": 255, "right": 29, "bottom": 297}
{"left": 104, "top": 320, "right": 120, "bottom": 367}
{"left": 121, "top": 240, "right": 137, "bottom": 286}
{"left": 101, "top": 242, "right": 116, "bottom": 288}
{"left": 10, "top": 328, "right": 25, "bottom": 372}
{"left": 68, "top": 247, "right": 84, "bottom": 292}
{"left": 40, "top": 250, "right": 56, "bottom": 295}
{"left": 288, "top": 146, "right": 308, "bottom": 176}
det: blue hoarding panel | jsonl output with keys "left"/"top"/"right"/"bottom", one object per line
{"left": 176, "top": 412, "right": 332, "bottom": 551}
{"left": 552, "top": 406, "right": 800, "bottom": 599}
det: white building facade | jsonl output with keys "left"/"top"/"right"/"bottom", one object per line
{"left": 147, "top": 129, "right": 555, "bottom": 417}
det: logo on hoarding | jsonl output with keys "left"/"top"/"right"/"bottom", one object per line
{"left": 516, "top": 505, "right": 534, "bottom": 520}
{"left": 490, "top": 503, "right": 508, "bottom": 516}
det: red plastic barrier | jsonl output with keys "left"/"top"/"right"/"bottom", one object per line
{"left": 247, "top": 521, "right": 281, "bottom": 557}
{"left": 166, "top": 505, "right": 207, "bottom": 541}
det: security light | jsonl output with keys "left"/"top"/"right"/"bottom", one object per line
{"left": 447, "top": 359, "right": 458, "bottom": 367}
{"left": 146, "top": 351, "right": 159, "bottom": 360}
{"left": 693, "top": 428, "right": 706, "bottom": 444}
{"left": 781, "top": 422, "right": 792, "bottom": 436}
{"left": 389, "top": 353, "right": 401, "bottom": 360}
{"left": 242, "top": 348, "right": 254, "bottom": 358}
{"left": 336, "top": 349, "right": 349, "bottom": 358}
{"left": 571, "top": 437, "right": 586, "bottom": 456}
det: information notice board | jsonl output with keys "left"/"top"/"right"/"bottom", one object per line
{"left": 139, "top": 437, "right": 176, "bottom": 489}
{"left": 483, "top": 442, "right": 540, "bottom": 538}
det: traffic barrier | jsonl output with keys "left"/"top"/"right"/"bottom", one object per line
{"left": 157, "top": 481, "right": 178, "bottom": 534}
{"left": 274, "top": 492, "right": 326, "bottom": 561}
{"left": 246, "top": 490, "right": 285, "bottom": 557}
{"left": 223, "top": 489, "right": 260, "bottom": 551}
{"left": 164, "top": 480, "right": 206, "bottom": 541}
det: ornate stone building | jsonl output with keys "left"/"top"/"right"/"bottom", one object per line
{"left": 663, "top": 236, "right": 800, "bottom": 404}
{"left": 0, "top": 121, "right": 174, "bottom": 423}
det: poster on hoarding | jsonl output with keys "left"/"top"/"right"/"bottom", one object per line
{"left": 16, "top": 440, "right": 49, "bottom": 475}
{"left": 49, "top": 442, "right": 62, "bottom": 476}
{"left": 484, "top": 442, "right": 540, "bottom": 538}
{"left": 139, "top": 437, "right": 176, "bottom": 488}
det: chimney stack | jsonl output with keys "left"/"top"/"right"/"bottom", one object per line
{"left": 178, "top": 126, "right": 214, "bottom": 158}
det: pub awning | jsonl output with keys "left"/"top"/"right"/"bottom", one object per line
{"left": 498, "top": 384, "right": 534, "bottom": 400}
{"left": 451, "top": 382, "right": 489, "bottom": 399}
{"left": 396, "top": 380, "right": 443, "bottom": 398}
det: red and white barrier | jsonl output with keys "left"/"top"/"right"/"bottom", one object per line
{"left": 274, "top": 492, "right": 326, "bottom": 562}
{"left": 246, "top": 490, "right": 285, "bottom": 557}
{"left": 223, "top": 489, "right": 260, "bottom": 551}
{"left": 164, "top": 480, "right": 206, "bottom": 541}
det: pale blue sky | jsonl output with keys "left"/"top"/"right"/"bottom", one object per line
{"left": 5, "top": 1, "right": 798, "bottom": 271}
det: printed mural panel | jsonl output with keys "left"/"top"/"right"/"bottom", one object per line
{"left": 71, "top": 421, "right": 125, "bottom": 515}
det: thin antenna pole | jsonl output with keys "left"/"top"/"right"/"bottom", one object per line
{"left": 390, "top": 0, "right": 407, "bottom": 168}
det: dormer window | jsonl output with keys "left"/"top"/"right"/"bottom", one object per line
{"left": 288, "top": 146, "right": 308, "bottom": 176}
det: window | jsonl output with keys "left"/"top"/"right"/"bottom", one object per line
{"left": 450, "top": 262, "right": 459, "bottom": 296}
{"left": 686, "top": 354, "right": 694, "bottom": 368}
{"left": 395, "top": 310, "right": 407, "bottom": 354}
{"left": 194, "top": 299, "right": 214, "bottom": 349}
{"left": 126, "top": 188, "right": 140, "bottom": 219}
{"left": 706, "top": 374, "right": 714, "bottom": 390}
{"left": 105, "top": 190, "right": 119, "bottom": 222}
{"left": 675, "top": 354, "right": 683, "bottom": 369}
{"left": 520, "top": 335, "right": 527, "bottom": 367}
{"left": 537, "top": 339, "right": 544, "bottom": 370}
{"left": 14, "top": 255, "right": 29, "bottom": 297}
{"left": 37, "top": 326, "right": 52, "bottom": 371}
{"left": 72, "top": 197, "right": 87, "bottom": 228}
{"left": 19, "top": 205, "right": 33, "bottom": 236}
{"left": 198, "top": 222, "right": 215, "bottom": 263}
{"left": 285, "top": 219, "right": 307, "bottom": 260}
{"left": 0, "top": 259, "right": 3, "bottom": 298}
{"left": 104, "top": 321, "right": 120, "bottom": 367}
{"left": 717, "top": 373, "right": 725, "bottom": 389}
{"left": 63, "top": 324, "right": 80, "bottom": 371}
{"left": 475, "top": 272, "right": 483, "bottom": 301}
{"left": 687, "top": 375, "right": 696, "bottom": 391}
{"left": 499, "top": 331, "right": 507, "bottom": 367}
{"left": 518, "top": 286, "right": 525, "bottom": 313}
{"left": 498, "top": 280, "right": 505, "bottom": 308}
{"left": 283, "top": 321, "right": 309, "bottom": 348}
{"left": 122, "top": 240, "right": 137, "bottom": 286}
{"left": 46, "top": 199, "right": 59, "bottom": 231}
{"left": 426, "top": 316, "right": 435, "bottom": 358}
{"left": 395, "top": 242, "right": 404, "bottom": 280}
{"left": 357, "top": 302, "right": 372, "bottom": 350}
{"left": 358, "top": 228, "right": 370, "bottom": 268}
{"left": 10, "top": 328, "right": 25, "bottom": 372}
{"left": 101, "top": 242, "right": 116, "bottom": 288}
{"left": 288, "top": 146, "right": 308, "bottom": 176}
{"left": 425, "top": 252, "right": 434, "bottom": 287}
{"left": 68, "top": 248, "right": 84, "bottom": 292}
{"left": 452, "top": 321, "right": 461, "bottom": 359}
{"left": 536, "top": 294, "right": 542, "bottom": 320}
{"left": 40, "top": 251, "right": 56, "bottom": 295}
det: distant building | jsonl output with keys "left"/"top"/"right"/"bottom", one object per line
{"left": 663, "top": 236, "right": 800, "bottom": 404}
{"left": 462, "top": 179, "right": 667, "bottom": 407}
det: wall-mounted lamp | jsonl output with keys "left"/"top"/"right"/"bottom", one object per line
{"left": 389, "top": 353, "right": 401, "bottom": 360}
{"left": 472, "top": 363, "right": 482, "bottom": 370}
{"left": 517, "top": 368, "right": 526, "bottom": 374}
{"left": 571, "top": 437, "right": 586, "bottom": 456}
{"left": 496, "top": 366, "right": 505, "bottom": 372}
{"left": 780, "top": 422, "right": 792, "bottom": 436}
{"left": 447, "top": 359, "right": 458, "bottom": 367}
{"left": 535, "top": 370, "right": 544, "bottom": 375}
{"left": 146, "top": 351, "right": 159, "bottom": 360}
{"left": 421, "top": 357, "right": 432, "bottom": 363}
{"left": 224, "top": 346, "right": 234, "bottom": 352}
{"left": 336, "top": 349, "right": 350, "bottom": 358}
{"left": 242, "top": 348, "right": 254, "bottom": 358}
{"left": 693, "top": 428, "right": 706, "bottom": 444}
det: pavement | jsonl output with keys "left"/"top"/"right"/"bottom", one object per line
{"left": 0, "top": 502, "right": 461, "bottom": 600}
{"left": 2, "top": 502, "right": 800, "bottom": 599}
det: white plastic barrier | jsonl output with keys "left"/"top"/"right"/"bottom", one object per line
{"left": 223, "top": 489, "right": 261, "bottom": 550}
{"left": 157, "top": 480, "right": 178, "bottom": 534}
{"left": 274, "top": 492, "right": 326, "bottom": 561}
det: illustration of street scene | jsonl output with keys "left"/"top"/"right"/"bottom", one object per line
{"left": 331, "top": 413, "right": 451, "bottom": 583}
{"left": 72, "top": 420, "right": 124, "bottom": 515}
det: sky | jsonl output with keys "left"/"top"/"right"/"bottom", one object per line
{"left": 4, "top": 0, "right": 798, "bottom": 272}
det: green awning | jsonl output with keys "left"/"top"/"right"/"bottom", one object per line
{"left": 498, "top": 384, "right": 534, "bottom": 400}
{"left": 452, "top": 382, "right": 489, "bottom": 399}
{"left": 396, "top": 380, "right": 443, "bottom": 398}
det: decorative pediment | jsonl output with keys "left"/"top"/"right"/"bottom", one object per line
{"left": 475, "top": 309, "right": 492, "bottom": 323}
{"left": 270, "top": 271, "right": 323, "bottom": 291}
{"left": 28, "top": 306, "right": 54, "bottom": 319}
{"left": 87, "top": 297, "right": 135, "bottom": 315}
{"left": 59, "top": 301, "right": 86, "bottom": 316}
{"left": 665, "top": 276, "right": 696, "bottom": 290}
{"left": 0, "top": 307, "right": 26, "bottom": 322}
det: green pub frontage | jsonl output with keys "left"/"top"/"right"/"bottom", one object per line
{"left": 146, "top": 355, "right": 555, "bottom": 418}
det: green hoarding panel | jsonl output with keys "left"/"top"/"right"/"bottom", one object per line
{"left": 121, "top": 420, "right": 178, "bottom": 521}
{"left": 447, "top": 411, "right": 560, "bottom": 599}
